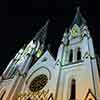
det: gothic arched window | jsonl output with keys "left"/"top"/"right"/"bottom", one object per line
{"left": 70, "top": 79, "right": 76, "bottom": 100}
{"left": 77, "top": 47, "right": 81, "bottom": 61}
{"left": 69, "top": 49, "right": 73, "bottom": 62}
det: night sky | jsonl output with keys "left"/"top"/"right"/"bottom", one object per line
{"left": 0, "top": 0, "right": 100, "bottom": 74}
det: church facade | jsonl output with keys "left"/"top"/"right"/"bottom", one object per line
{"left": 0, "top": 8, "right": 100, "bottom": 100}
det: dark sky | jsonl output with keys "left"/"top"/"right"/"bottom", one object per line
{"left": 0, "top": 0, "right": 100, "bottom": 74}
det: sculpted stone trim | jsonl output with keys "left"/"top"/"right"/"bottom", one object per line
{"left": 15, "top": 68, "right": 27, "bottom": 78}
{"left": 26, "top": 66, "right": 51, "bottom": 84}
{"left": 84, "top": 89, "right": 97, "bottom": 100}
{"left": 0, "top": 88, "right": 6, "bottom": 100}
{"left": 16, "top": 89, "right": 54, "bottom": 100}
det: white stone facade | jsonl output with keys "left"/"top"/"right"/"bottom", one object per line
{"left": 0, "top": 8, "right": 100, "bottom": 100}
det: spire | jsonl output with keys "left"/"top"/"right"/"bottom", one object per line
{"left": 70, "top": 7, "right": 86, "bottom": 28}
{"left": 33, "top": 19, "right": 50, "bottom": 45}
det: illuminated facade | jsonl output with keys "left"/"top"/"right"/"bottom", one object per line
{"left": 0, "top": 8, "right": 100, "bottom": 100}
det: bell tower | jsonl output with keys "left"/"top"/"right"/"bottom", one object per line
{"left": 56, "top": 7, "right": 100, "bottom": 100}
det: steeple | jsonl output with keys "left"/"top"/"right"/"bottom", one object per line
{"left": 70, "top": 7, "right": 86, "bottom": 28}
{"left": 32, "top": 19, "right": 50, "bottom": 59}
{"left": 33, "top": 19, "right": 50, "bottom": 45}
{"left": 2, "top": 20, "right": 50, "bottom": 80}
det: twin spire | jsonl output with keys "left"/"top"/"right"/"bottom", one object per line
{"left": 33, "top": 19, "right": 50, "bottom": 45}
{"left": 63, "top": 7, "right": 86, "bottom": 34}
{"left": 62, "top": 7, "right": 87, "bottom": 44}
{"left": 70, "top": 7, "right": 86, "bottom": 28}
{"left": 33, "top": 7, "right": 86, "bottom": 45}
{"left": 2, "top": 7, "right": 86, "bottom": 79}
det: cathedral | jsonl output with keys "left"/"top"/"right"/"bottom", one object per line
{"left": 0, "top": 7, "right": 100, "bottom": 100}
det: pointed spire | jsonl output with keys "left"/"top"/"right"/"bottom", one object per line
{"left": 33, "top": 19, "right": 50, "bottom": 44}
{"left": 70, "top": 7, "right": 86, "bottom": 28}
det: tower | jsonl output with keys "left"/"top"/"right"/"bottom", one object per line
{"left": 0, "top": 20, "right": 50, "bottom": 100}
{"left": 0, "top": 7, "right": 100, "bottom": 100}
{"left": 56, "top": 7, "right": 100, "bottom": 100}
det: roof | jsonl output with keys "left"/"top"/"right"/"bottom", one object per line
{"left": 70, "top": 7, "right": 86, "bottom": 28}
{"left": 33, "top": 19, "right": 50, "bottom": 45}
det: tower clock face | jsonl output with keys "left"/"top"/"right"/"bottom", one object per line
{"left": 70, "top": 24, "right": 80, "bottom": 37}
{"left": 29, "top": 74, "right": 48, "bottom": 92}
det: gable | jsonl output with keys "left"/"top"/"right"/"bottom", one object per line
{"left": 23, "top": 50, "right": 59, "bottom": 95}
{"left": 26, "top": 50, "right": 56, "bottom": 80}
{"left": 84, "top": 89, "right": 97, "bottom": 100}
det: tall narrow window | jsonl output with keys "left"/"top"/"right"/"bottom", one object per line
{"left": 70, "top": 79, "right": 76, "bottom": 100}
{"left": 67, "top": 39, "right": 69, "bottom": 46}
{"left": 77, "top": 48, "right": 81, "bottom": 60}
{"left": 69, "top": 49, "right": 73, "bottom": 62}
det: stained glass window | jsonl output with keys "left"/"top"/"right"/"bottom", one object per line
{"left": 29, "top": 74, "right": 48, "bottom": 92}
